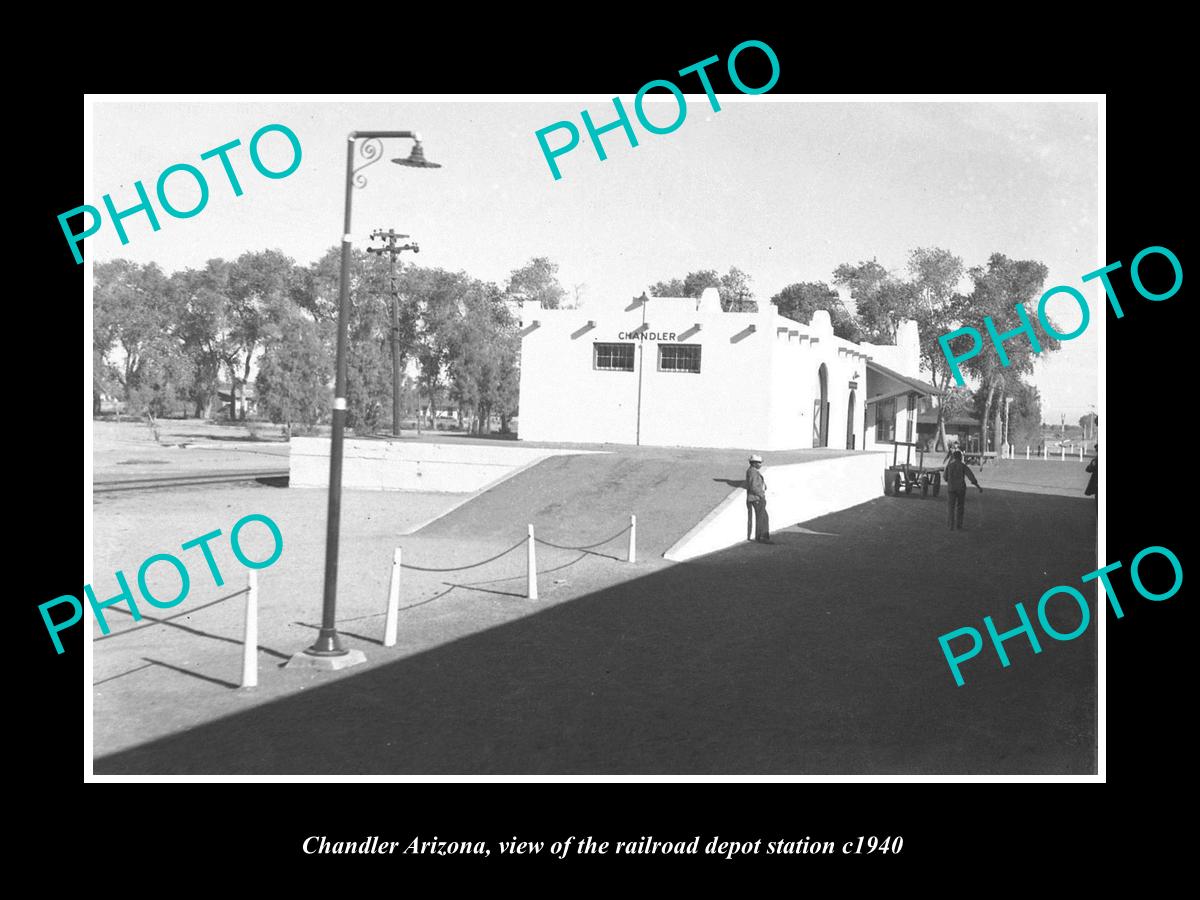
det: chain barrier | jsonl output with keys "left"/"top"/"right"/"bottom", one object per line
{"left": 398, "top": 538, "right": 528, "bottom": 573}
{"left": 92, "top": 587, "right": 250, "bottom": 644}
{"left": 398, "top": 522, "right": 632, "bottom": 573}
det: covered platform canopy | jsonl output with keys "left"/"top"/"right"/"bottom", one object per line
{"left": 865, "top": 359, "right": 940, "bottom": 403}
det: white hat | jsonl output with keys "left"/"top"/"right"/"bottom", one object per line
{"left": 749, "top": 454, "right": 763, "bottom": 463}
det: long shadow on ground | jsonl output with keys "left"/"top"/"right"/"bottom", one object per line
{"left": 96, "top": 488, "right": 1097, "bottom": 775}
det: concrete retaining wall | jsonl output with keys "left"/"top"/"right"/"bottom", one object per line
{"left": 664, "top": 452, "right": 888, "bottom": 561}
{"left": 289, "top": 438, "right": 602, "bottom": 493}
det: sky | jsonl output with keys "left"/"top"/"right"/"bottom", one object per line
{"left": 90, "top": 97, "right": 1099, "bottom": 424}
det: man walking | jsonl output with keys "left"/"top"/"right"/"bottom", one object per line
{"left": 1084, "top": 443, "right": 1097, "bottom": 499}
{"left": 944, "top": 448, "right": 983, "bottom": 530}
{"left": 746, "top": 453, "right": 772, "bottom": 543}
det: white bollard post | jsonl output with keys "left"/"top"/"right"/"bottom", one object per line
{"left": 1079, "top": 446, "right": 1084, "bottom": 461}
{"left": 1026, "top": 445, "right": 1030, "bottom": 461}
{"left": 628, "top": 514, "right": 637, "bottom": 563}
{"left": 384, "top": 547, "right": 401, "bottom": 648}
{"left": 527, "top": 524, "right": 538, "bottom": 600}
{"left": 1061, "top": 446, "right": 1065, "bottom": 462}
{"left": 241, "top": 570, "right": 258, "bottom": 688}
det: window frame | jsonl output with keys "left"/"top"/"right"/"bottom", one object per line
{"left": 593, "top": 341, "right": 636, "bottom": 372}
{"left": 656, "top": 342, "right": 702, "bottom": 374}
{"left": 875, "top": 397, "right": 897, "bottom": 443}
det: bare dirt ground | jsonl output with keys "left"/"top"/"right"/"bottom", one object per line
{"left": 973, "top": 457, "right": 1096, "bottom": 498}
{"left": 90, "top": 446, "right": 1097, "bottom": 773}
{"left": 91, "top": 478, "right": 658, "bottom": 760}
{"left": 92, "top": 418, "right": 290, "bottom": 482}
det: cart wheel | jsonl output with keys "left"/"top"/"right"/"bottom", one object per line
{"left": 933, "top": 473, "right": 941, "bottom": 497}
{"left": 892, "top": 472, "right": 903, "bottom": 496}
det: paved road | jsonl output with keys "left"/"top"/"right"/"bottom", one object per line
{"left": 95, "top": 486, "right": 1097, "bottom": 775}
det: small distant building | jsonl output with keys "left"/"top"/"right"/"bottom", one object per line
{"left": 218, "top": 382, "right": 257, "bottom": 418}
{"left": 917, "top": 410, "right": 983, "bottom": 453}
{"left": 517, "top": 288, "right": 938, "bottom": 451}
{"left": 94, "top": 392, "right": 126, "bottom": 415}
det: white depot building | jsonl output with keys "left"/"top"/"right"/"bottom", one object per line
{"left": 516, "top": 288, "right": 936, "bottom": 451}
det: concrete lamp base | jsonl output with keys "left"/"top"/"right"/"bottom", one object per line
{"left": 285, "top": 649, "right": 368, "bottom": 671}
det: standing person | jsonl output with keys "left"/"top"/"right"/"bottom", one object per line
{"left": 944, "top": 448, "right": 983, "bottom": 530}
{"left": 1084, "top": 444, "right": 1098, "bottom": 499}
{"left": 746, "top": 453, "right": 772, "bottom": 544}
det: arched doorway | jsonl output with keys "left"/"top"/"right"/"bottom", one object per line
{"left": 846, "top": 389, "right": 856, "bottom": 449}
{"left": 813, "top": 364, "right": 829, "bottom": 447}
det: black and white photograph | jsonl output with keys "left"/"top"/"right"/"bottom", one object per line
{"left": 76, "top": 93, "right": 1110, "bottom": 778}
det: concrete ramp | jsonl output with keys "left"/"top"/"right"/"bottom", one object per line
{"left": 415, "top": 452, "right": 733, "bottom": 558}
{"left": 663, "top": 452, "right": 888, "bottom": 561}
{"left": 416, "top": 446, "right": 883, "bottom": 561}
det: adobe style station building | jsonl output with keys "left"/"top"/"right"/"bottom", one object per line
{"left": 516, "top": 288, "right": 937, "bottom": 451}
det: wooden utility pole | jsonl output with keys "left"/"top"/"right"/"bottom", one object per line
{"left": 367, "top": 229, "right": 419, "bottom": 436}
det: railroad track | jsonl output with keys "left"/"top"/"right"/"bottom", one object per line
{"left": 94, "top": 469, "right": 290, "bottom": 493}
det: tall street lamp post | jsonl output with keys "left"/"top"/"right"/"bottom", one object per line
{"left": 288, "top": 131, "right": 441, "bottom": 670}
{"left": 367, "top": 228, "right": 419, "bottom": 437}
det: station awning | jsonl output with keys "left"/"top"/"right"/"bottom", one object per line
{"left": 865, "top": 360, "right": 941, "bottom": 404}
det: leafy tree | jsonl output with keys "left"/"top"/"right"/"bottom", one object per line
{"left": 445, "top": 280, "right": 519, "bottom": 434}
{"left": 832, "top": 258, "right": 905, "bottom": 342}
{"left": 718, "top": 266, "right": 757, "bottom": 312}
{"left": 1007, "top": 380, "right": 1044, "bottom": 450}
{"left": 506, "top": 257, "right": 566, "bottom": 310}
{"left": 92, "top": 347, "right": 120, "bottom": 415}
{"left": 770, "top": 281, "right": 860, "bottom": 340}
{"left": 649, "top": 267, "right": 758, "bottom": 311}
{"left": 296, "top": 246, "right": 403, "bottom": 432}
{"left": 906, "top": 247, "right": 966, "bottom": 449}
{"left": 404, "top": 267, "right": 475, "bottom": 430}
{"left": 959, "top": 253, "right": 1055, "bottom": 451}
{"left": 941, "top": 385, "right": 976, "bottom": 422}
{"left": 1078, "top": 411, "right": 1098, "bottom": 441}
{"left": 649, "top": 269, "right": 719, "bottom": 300}
{"left": 94, "top": 260, "right": 191, "bottom": 418}
{"left": 171, "top": 259, "right": 235, "bottom": 418}
{"left": 908, "top": 247, "right": 964, "bottom": 311}
{"left": 93, "top": 266, "right": 123, "bottom": 413}
{"left": 256, "top": 310, "right": 331, "bottom": 436}
{"left": 224, "top": 249, "right": 302, "bottom": 420}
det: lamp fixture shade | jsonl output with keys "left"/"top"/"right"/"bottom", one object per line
{"left": 392, "top": 141, "right": 442, "bottom": 168}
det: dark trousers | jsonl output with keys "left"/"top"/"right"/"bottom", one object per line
{"left": 947, "top": 489, "right": 966, "bottom": 529}
{"left": 748, "top": 498, "right": 770, "bottom": 540}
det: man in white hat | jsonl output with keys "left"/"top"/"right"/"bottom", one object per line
{"left": 746, "top": 454, "right": 772, "bottom": 543}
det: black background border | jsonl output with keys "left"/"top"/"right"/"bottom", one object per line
{"left": 23, "top": 21, "right": 1188, "bottom": 881}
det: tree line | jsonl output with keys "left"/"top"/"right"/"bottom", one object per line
{"left": 650, "top": 250, "right": 1059, "bottom": 451}
{"left": 93, "top": 251, "right": 569, "bottom": 436}
{"left": 96, "top": 246, "right": 1059, "bottom": 451}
